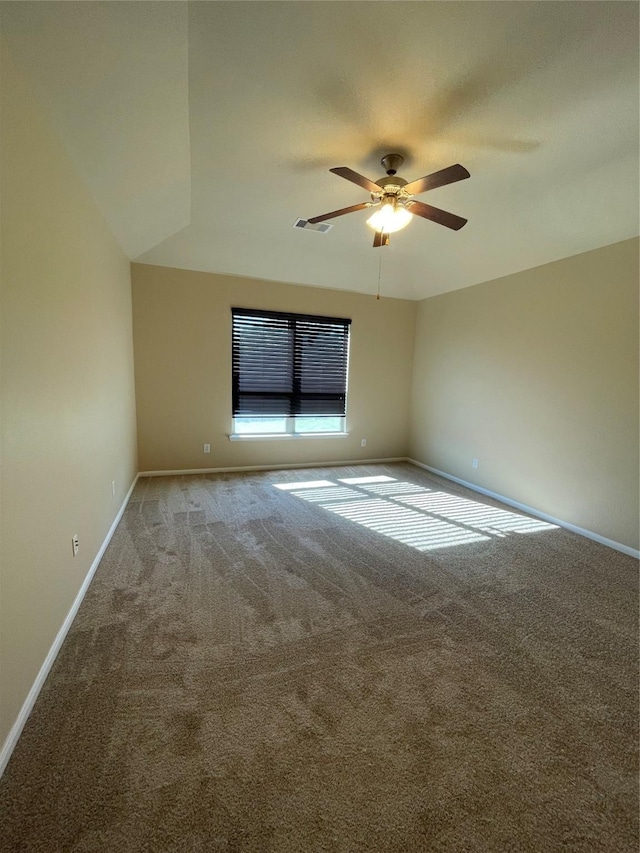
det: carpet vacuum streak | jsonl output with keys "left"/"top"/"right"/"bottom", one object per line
{"left": 1, "top": 463, "right": 637, "bottom": 852}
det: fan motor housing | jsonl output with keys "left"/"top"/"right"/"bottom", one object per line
{"left": 376, "top": 175, "right": 408, "bottom": 190}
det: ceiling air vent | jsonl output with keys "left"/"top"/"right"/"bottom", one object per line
{"left": 293, "top": 218, "right": 333, "bottom": 233}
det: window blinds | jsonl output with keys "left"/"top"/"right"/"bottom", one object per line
{"left": 232, "top": 308, "right": 351, "bottom": 417}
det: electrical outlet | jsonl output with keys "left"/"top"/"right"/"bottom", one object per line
{"left": 72, "top": 534, "right": 79, "bottom": 557}
{"left": 361, "top": 438, "right": 367, "bottom": 447}
{"left": 203, "top": 443, "right": 211, "bottom": 453}
{"left": 472, "top": 458, "right": 479, "bottom": 469}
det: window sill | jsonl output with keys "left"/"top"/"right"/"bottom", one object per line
{"left": 228, "top": 432, "right": 349, "bottom": 442}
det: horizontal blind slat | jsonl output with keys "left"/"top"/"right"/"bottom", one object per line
{"left": 232, "top": 307, "right": 350, "bottom": 418}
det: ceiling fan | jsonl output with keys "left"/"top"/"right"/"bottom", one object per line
{"left": 308, "top": 154, "right": 470, "bottom": 247}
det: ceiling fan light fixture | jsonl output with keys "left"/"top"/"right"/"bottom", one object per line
{"left": 308, "top": 156, "right": 469, "bottom": 244}
{"left": 366, "top": 201, "right": 413, "bottom": 233}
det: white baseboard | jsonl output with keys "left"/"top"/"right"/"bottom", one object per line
{"left": 0, "top": 473, "right": 140, "bottom": 779}
{"left": 138, "top": 457, "right": 405, "bottom": 477}
{"left": 407, "top": 459, "right": 640, "bottom": 559}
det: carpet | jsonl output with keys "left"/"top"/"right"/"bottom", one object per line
{"left": 1, "top": 463, "right": 637, "bottom": 851}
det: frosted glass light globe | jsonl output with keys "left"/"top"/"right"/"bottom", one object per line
{"left": 366, "top": 203, "right": 413, "bottom": 233}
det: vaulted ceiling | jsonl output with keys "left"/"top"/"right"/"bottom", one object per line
{"left": 2, "top": 1, "right": 638, "bottom": 299}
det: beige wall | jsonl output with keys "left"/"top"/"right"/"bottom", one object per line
{"left": 0, "top": 49, "right": 138, "bottom": 745}
{"left": 132, "top": 264, "right": 415, "bottom": 472}
{"left": 1, "top": 42, "right": 635, "bottom": 760}
{"left": 409, "top": 238, "right": 640, "bottom": 550}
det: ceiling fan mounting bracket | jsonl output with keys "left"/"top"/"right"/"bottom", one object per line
{"left": 381, "top": 153, "right": 404, "bottom": 176}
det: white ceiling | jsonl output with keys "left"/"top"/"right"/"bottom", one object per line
{"left": 2, "top": 1, "right": 638, "bottom": 300}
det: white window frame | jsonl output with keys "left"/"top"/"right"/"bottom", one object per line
{"left": 230, "top": 414, "right": 348, "bottom": 440}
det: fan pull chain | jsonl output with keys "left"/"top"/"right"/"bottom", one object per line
{"left": 376, "top": 250, "right": 382, "bottom": 300}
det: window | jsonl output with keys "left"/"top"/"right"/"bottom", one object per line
{"left": 231, "top": 308, "right": 351, "bottom": 436}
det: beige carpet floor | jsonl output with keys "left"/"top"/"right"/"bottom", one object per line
{"left": 1, "top": 462, "right": 638, "bottom": 852}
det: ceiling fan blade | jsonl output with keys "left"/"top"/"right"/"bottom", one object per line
{"left": 307, "top": 202, "right": 371, "bottom": 224}
{"left": 330, "top": 167, "right": 382, "bottom": 194}
{"left": 372, "top": 231, "right": 390, "bottom": 248}
{"left": 408, "top": 200, "right": 467, "bottom": 231}
{"left": 403, "top": 164, "right": 470, "bottom": 196}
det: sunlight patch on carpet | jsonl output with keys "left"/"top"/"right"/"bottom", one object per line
{"left": 274, "top": 476, "right": 558, "bottom": 551}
